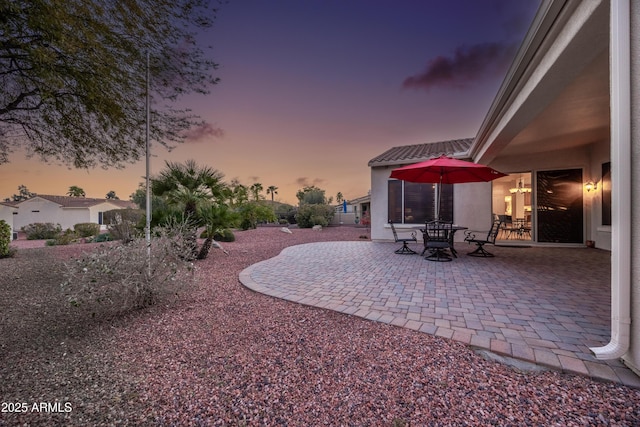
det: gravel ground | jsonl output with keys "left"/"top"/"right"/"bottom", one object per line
{"left": 1, "top": 226, "right": 640, "bottom": 426}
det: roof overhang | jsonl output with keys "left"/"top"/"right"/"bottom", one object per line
{"left": 470, "top": 0, "right": 609, "bottom": 165}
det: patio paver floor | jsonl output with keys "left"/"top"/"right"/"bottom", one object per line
{"left": 239, "top": 240, "right": 640, "bottom": 388}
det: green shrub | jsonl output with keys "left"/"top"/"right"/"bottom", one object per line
{"left": 295, "top": 204, "right": 334, "bottom": 228}
{"left": 214, "top": 228, "right": 235, "bottom": 242}
{"left": 62, "top": 223, "right": 196, "bottom": 316}
{"left": 22, "top": 223, "right": 61, "bottom": 240}
{"left": 278, "top": 219, "right": 289, "bottom": 225}
{"left": 237, "top": 202, "right": 277, "bottom": 230}
{"left": 0, "top": 220, "right": 16, "bottom": 258}
{"left": 93, "top": 233, "right": 113, "bottom": 243}
{"left": 74, "top": 222, "right": 100, "bottom": 237}
{"left": 199, "top": 228, "right": 235, "bottom": 242}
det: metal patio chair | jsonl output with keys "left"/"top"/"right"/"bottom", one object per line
{"left": 388, "top": 220, "right": 418, "bottom": 254}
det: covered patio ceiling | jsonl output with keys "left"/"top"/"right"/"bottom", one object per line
{"left": 472, "top": 0, "right": 610, "bottom": 164}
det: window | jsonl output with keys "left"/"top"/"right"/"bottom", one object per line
{"left": 98, "top": 212, "right": 104, "bottom": 225}
{"left": 388, "top": 180, "right": 453, "bottom": 223}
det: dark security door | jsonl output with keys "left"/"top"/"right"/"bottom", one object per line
{"left": 536, "top": 169, "right": 584, "bottom": 243}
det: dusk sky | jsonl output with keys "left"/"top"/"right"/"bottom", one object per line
{"left": 0, "top": 0, "right": 540, "bottom": 205}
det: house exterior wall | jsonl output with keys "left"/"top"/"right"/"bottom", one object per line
{"left": 13, "top": 198, "right": 65, "bottom": 231}
{"left": 13, "top": 198, "right": 126, "bottom": 232}
{"left": 625, "top": 0, "right": 640, "bottom": 376}
{"left": 370, "top": 165, "right": 492, "bottom": 242}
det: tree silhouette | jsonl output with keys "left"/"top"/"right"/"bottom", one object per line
{"left": 266, "top": 185, "right": 278, "bottom": 202}
{"left": 67, "top": 186, "right": 85, "bottom": 197}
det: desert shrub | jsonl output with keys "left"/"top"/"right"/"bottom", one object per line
{"left": 47, "top": 229, "right": 78, "bottom": 246}
{"left": 0, "top": 220, "right": 16, "bottom": 258}
{"left": 103, "top": 209, "right": 144, "bottom": 225}
{"left": 278, "top": 219, "right": 289, "bottom": 225}
{"left": 295, "top": 204, "right": 334, "bottom": 228}
{"left": 237, "top": 202, "right": 277, "bottom": 230}
{"left": 93, "top": 233, "right": 112, "bottom": 243}
{"left": 62, "top": 223, "right": 196, "bottom": 316}
{"left": 74, "top": 222, "right": 100, "bottom": 237}
{"left": 22, "top": 222, "right": 61, "bottom": 240}
{"left": 214, "top": 228, "right": 235, "bottom": 242}
{"left": 107, "top": 212, "right": 142, "bottom": 243}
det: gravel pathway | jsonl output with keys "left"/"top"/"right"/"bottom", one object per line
{"left": 1, "top": 227, "right": 640, "bottom": 426}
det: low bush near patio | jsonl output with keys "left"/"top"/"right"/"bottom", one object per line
{"left": 61, "top": 224, "right": 196, "bottom": 317}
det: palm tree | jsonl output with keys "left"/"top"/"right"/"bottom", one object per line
{"left": 67, "top": 186, "right": 85, "bottom": 197}
{"left": 250, "top": 182, "right": 263, "bottom": 201}
{"left": 266, "top": 185, "right": 278, "bottom": 202}
{"left": 152, "top": 159, "right": 226, "bottom": 217}
{"left": 152, "top": 160, "right": 227, "bottom": 258}
{"left": 196, "top": 204, "right": 236, "bottom": 260}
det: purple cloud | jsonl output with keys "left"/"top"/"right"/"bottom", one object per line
{"left": 183, "top": 122, "right": 225, "bottom": 142}
{"left": 402, "top": 42, "right": 518, "bottom": 91}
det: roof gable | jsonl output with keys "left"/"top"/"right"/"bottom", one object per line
{"left": 368, "top": 138, "right": 473, "bottom": 167}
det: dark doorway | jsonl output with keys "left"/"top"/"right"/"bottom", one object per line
{"left": 536, "top": 169, "right": 584, "bottom": 243}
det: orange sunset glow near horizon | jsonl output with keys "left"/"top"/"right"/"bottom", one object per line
{"left": 0, "top": 1, "right": 540, "bottom": 205}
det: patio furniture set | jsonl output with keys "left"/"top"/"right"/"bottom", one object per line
{"left": 389, "top": 220, "right": 501, "bottom": 261}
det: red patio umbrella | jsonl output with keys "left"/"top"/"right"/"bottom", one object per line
{"left": 390, "top": 155, "right": 507, "bottom": 220}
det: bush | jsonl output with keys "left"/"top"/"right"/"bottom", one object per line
{"left": 214, "top": 228, "right": 235, "bottom": 242}
{"left": 107, "top": 212, "right": 142, "bottom": 243}
{"left": 295, "top": 204, "right": 334, "bottom": 228}
{"left": 46, "top": 228, "right": 78, "bottom": 246}
{"left": 0, "top": 220, "right": 16, "bottom": 258}
{"left": 237, "top": 202, "right": 277, "bottom": 230}
{"left": 22, "top": 222, "right": 61, "bottom": 240}
{"left": 93, "top": 233, "right": 113, "bottom": 243}
{"left": 103, "top": 209, "right": 144, "bottom": 225}
{"left": 62, "top": 223, "right": 196, "bottom": 316}
{"left": 74, "top": 222, "right": 100, "bottom": 237}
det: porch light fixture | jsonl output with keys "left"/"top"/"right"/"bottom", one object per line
{"left": 585, "top": 181, "right": 597, "bottom": 192}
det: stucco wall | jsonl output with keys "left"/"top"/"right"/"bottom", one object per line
{"left": 12, "top": 198, "right": 65, "bottom": 231}
{"left": 370, "top": 166, "right": 493, "bottom": 242}
{"left": 624, "top": 0, "right": 640, "bottom": 376}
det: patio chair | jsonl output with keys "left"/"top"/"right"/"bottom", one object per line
{"left": 464, "top": 219, "right": 501, "bottom": 257}
{"left": 423, "top": 220, "right": 452, "bottom": 262}
{"left": 388, "top": 220, "right": 418, "bottom": 254}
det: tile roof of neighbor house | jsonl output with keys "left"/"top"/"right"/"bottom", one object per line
{"left": 368, "top": 138, "right": 474, "bottom": 167}
{"left": 24, "top": 195, "right": 137, "bottom": 209}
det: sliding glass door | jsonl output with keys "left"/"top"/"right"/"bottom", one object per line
{"left": 536, "top": 169, "right": 584, "bottom": 243}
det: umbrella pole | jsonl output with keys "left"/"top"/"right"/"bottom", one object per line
{"left": 436, "top": 173, "right": 442, "bottom": 221}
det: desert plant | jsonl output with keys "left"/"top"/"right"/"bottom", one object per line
{"left": 295, "top": 204, "right": 334, "bottom": 228}
{"left": 213, "top": 228, "right": 235, "bottom": 242}
{"left": 22, "top": 222, "right": 61, "bottom": 240}
{"left": 93, "top": 233, "right": 113, "bottom": 243}
{"left": 62, "top": 223, "right": 196, "bottom": 316}
{"left": 0, "top": 220, "right": 16, "bottom": 258}
{"left": 107, "top": 212, "right": 142, "bottom": 243}
{"left": 237, "top": 201, "right": 277, "bottom": 230}
{"left": 74, "top": 222, "right": 100, "bottom": 238}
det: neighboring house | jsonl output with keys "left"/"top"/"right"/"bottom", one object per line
{"left": 330, "top": 193, "right": 371, "bottom": 226}
{"left": 368, "top": 0, "right": 639, "bottom": 373}
{"left": 0, "top": 202, "right": 18, "bottom": 239}
{"left": 11, "top": 195, "right": 137, "bottom": 232}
